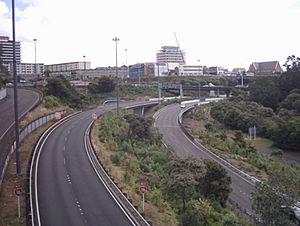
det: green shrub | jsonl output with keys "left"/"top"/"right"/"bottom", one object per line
{"left": 44, "top": 95, "right": 60, "bottom": 108}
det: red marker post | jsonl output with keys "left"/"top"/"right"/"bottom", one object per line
{"left": 140, "top": 180, "right": 148, "bottom": 211}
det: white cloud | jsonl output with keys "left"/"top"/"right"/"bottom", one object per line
{"left": 1, "top": 0, "right": 299, "bottom": 69}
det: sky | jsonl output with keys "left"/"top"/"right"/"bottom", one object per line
{"left": 0, "top": 0, "right": 300, "bottom": 70}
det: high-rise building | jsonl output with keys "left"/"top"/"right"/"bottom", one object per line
{"left": 0, "top": 36, "right": 21, "bottom": 65}
{"left": 156, "top": 46, "right": 185, "bottom": 65}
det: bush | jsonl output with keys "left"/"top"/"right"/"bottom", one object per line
{"left": 44, "top": 95, "right": 60, "bottom": 108}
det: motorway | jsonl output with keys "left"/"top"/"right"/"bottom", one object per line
{"left": 0, "top": 88, "right": 40, "bottom": 140}
{"left": 154, "top": 104, "right": 255, "bottom": 214}
{"left": 0, "top": 88, "right": 40, "bottom": 184}
{"left": 30, "top": 102, "right": 155, "bottom": 226}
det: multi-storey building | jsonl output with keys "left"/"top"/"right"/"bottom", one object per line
{"left": 45, "top": 61, "right": 91, "bottom": 73}
{"left": 0, "top": 36, "right": 21, "bottom": 68}
{"left": 129, "top": 63, "right": 168, "bottom": 78}
{"left": 156, "top": 46, "right": 185, "bottom": 65}
{"left": 178, "top": 65, "right": 203, "bottom": 76}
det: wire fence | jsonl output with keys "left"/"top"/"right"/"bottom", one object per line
{"left": 0, "top": 110, "right": 66, "bottom": 191}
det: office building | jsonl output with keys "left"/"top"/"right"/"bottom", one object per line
{"left": 178, "top": 65, "right": 203, "bottom": 76}
{"left": 45, "top": 61, "right": 91, "bottom": 73}
{"left": 0, "top": 36, "right": 21, "bottom": 70}
{"left": 156, "top": 46, "right": 185, "bottom": 65}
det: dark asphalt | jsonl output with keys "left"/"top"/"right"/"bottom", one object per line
{"left": 0, "top": 88, "right": 40, "bottom": 182}
{"left": 37, "top": 107, "right": 134, "bottom": 226}
{"left": 0, "top": 88, "right": 40, "bottom": 139}
{"left": 154, "top": 104, "right": 255, "bottom": 214}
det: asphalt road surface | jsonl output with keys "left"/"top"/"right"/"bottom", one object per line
{"left": 35, "top": 104, "right": 143, "bottom": 226}
{"left": 0, "top": 88, "right": 40, "bottom": 181}
{"left": 154, "top": 104, "right": 255, "bottom": 215}
{"left": 0, "top": 88, "right": 40, "bottom": 140}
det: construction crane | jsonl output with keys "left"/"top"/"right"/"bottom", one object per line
{"left": 174, "top": 32, "right": 185, "bottom": 65}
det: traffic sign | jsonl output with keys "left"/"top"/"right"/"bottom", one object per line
{"left": 92, "top": 113, "right": 97, "bottom": 121}
{"left": 140, "top": 186, "right": 147, "bottom": 193}
{"left": 140, "top": 180, "right": 148, "bottom": 193}
{"left": 55, "top": 112, "right": 61, "bottom": 120}
{"left": 14, "top": 184, "right": 22, "bottom": 196}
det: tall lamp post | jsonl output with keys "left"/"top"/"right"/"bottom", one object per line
{"left": 33, "top": 38, "right": 37, "bottom": 77}
{"left": 157, "top": 63, "right": 161, "bottom": 105}
{"left": 113, "top": 37, "right": 120, "bottom": 115}
{"left": 198, "top": 59, "right": 201, "bottom": 102}
{"left": 12, "top": 0, "right": 21, "bottom": 175}
{"left": 83, "top": 55, "right": 86, "bottom": 80}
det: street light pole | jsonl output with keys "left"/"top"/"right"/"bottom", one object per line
{"left": 157, "top": 63, "right": 161, "bottom": 105}
{"left": 33, "top": 38, "right": 37, "bottom": 77}
{"left": 198, "top": 60, "right": 201, "bottom": 102}
{"left": 12, "top": 0, "right": 21, "bottom": 175}
{"left": 83, "top": 55, "right": 86, "bottom": 80}
{"left": 113, "top": 37, "right": 120, "bottom": 115}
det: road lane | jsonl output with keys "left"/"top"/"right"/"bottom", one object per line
{"left": 155, "top": 104, "right": 254, "bottom": 214}
{"left": 0, "top": 88, "right": 40, "bottom": 139}
{"left": 37, "top": 107, "right": 134, "bottom": 226}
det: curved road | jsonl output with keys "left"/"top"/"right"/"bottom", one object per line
{"left": 32, "top": 101, "right": 157, "bottom": 226}
{"left": 0, "top": 88, "right": 40, "bottom": 140}
{"left": 0, "top": 88, "right": 40, "bottom": 183}
{"left": 154, "top": 104, "right": 255, "bottom": 215}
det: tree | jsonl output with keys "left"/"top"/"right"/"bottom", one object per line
{"left": 284, "top": 55, "right": 300, "bottom": 73}
{"left": 88, "top": 76, "right": 115, "bottom": 93}
{"left": 125, "top": 114, "right": 152, "bottom": 140}
{"left": 199, "top": 160, "right": 232, "bottom": 207}
{"left": 248, "top": 76, "right": 281, "bottom": 109}
{"left": 46, "top": 77, "right": 83, "bottom": 108}
{"left": 252, "top": 167, "right": 300, "bottom": 226}
{"left": 279, "top": 56, "right": 300, "bottom": 99}
{"left": 165, "top": 157, "right": 206, "bottom": 212}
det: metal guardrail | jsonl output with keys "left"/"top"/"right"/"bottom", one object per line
{"left": 0, "top": 110, "right": 67, "bottom": 192}
{"left": 86, "top": 122, "right": 152, "bottom": 226}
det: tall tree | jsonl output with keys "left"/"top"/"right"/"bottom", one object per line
{"left": 248, "top": 76, "right": 281, "bottom": 109}
{"left": 166, "top": 157, "right": 206, "bottom": 212}
{"left": 198, "top": 160, "right": 232, "bottom": 207}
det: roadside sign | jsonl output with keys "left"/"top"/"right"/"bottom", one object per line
{"left": 92, "top": 113, "right": 97, "bottom": 121}
{"left": 55, "top": 112, "right": 61, "bottom": 120}
{"left": 15, "top": 184, "right": 22, "bottom": 218}
{"left": 14, "top": 184, "right": 22, "bottom": 196}
{"left": 140, "top": 180, "right": 148, "bottom": 193}
{"left": 140, "top": 186, "right": 147, "bottom": 193}
{"left": 140, "top": 180, "right": 148, "bottom": 211}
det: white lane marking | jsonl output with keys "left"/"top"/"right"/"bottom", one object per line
{"left": 63, "top": 158, "right": 66, "bottom": 165}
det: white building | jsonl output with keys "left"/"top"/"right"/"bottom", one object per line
{"left": 179, "top": 65, "right": 203, "bottom": 76}
{"left": 156, "top": 46, "right": 185, "bottom": 65}
{"left": 45, "top": 61, "right": 91, "bottom": 73}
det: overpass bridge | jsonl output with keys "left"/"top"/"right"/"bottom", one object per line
{"left": 161, "top": 83, "right": 246, "bottom": 97}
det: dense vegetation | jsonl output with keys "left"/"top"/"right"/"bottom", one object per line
{"left": 43, "top": 76, "right": 84, "bottom": 108}
{"left": 185, "top": 56, "right": 300, "bottom": 225}
{"left": 97, "top": 111, "right": 252, "bottom": 225}
{"left": 211, "top": 56, "right": 300, "bottom": 151}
